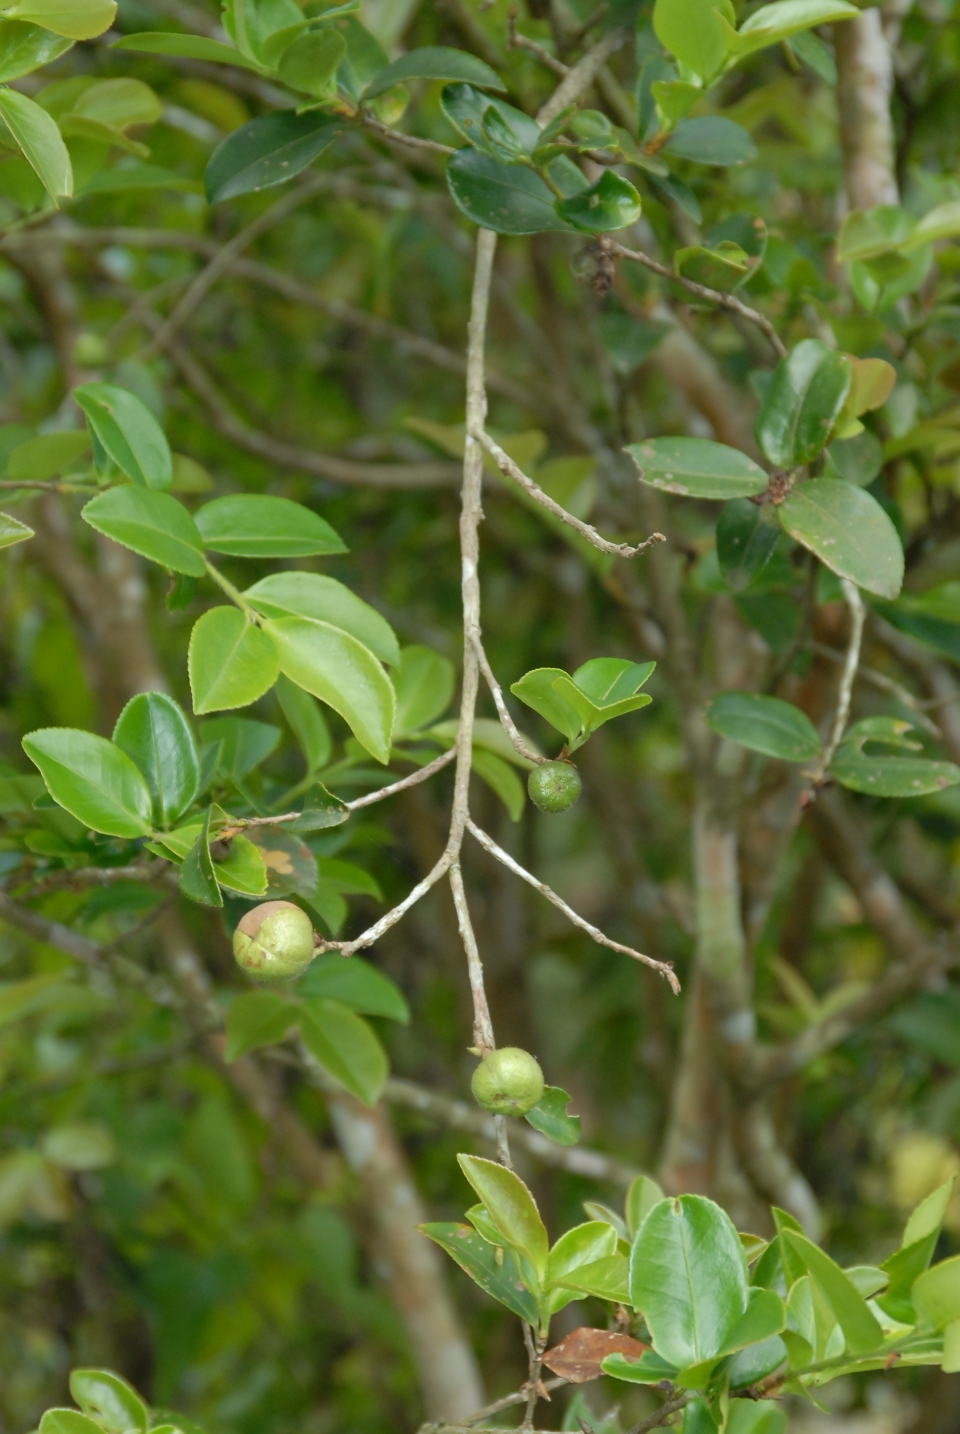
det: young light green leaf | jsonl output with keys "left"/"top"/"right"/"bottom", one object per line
{"left": 215, "top": 834, "right": 267, "bottom": 896}
{"left": 6, "top": 430, "right": 89, "bottom": 482}
{"left": 195, "top": 494, "right": 345, "bottom": 558}
{"left": 626, "top": 436, "right": 768, "bottom": 500}
{"left": 178, "top": 806, "right": 221, "bottom": 907}
{"left": 39, "top": 1413, "right": 107, "bottom": 1434}
{"left": 300, "top": 996, "right": 388, "bottom": 1105}
{"left": 69, "top": 1369, "right": 148, "bottom": 1434}
{"left": 653, "top": 0, "right": 733, "bottom": 82}
{"left": 205, "top": 112, "right": 342, "bottom": 204}
{"left": 22, "top": 728, "right": 153, "bottom": 838}
{"left": 902, "top": 199, "right": 960, "bottom": 250}
{"left": 663, "top": 117, "right": 757, "bottom": 166}
{"left": 545, "top": 1220, "right": 618, "bottom": 1313}
{"left": 112, "top": 31, "right": 265, "bottom": 71}
{"left": 188, "top": 607, "right": 279, "bottom": 715}
{"left": 706, "top": 692, "right": 821, "bottom": 763}
{"left": 0, "top": 21, "right": 73, "bottom": 83}
{"left": 224, "top": 990, "right": 298, "bottom": 1060}
{"left": 0, "top": 510, "right": 33, "bottom": 548}
{"left": 782, "top": 1230, "right": 884, "bottom": 1353}
{"left": 81, "top": 488, "right": 206, "bottom": 576}
{"left": 755, "top": 340, "right": 852, "bottom": 467}
{"left": 266, "top": 615, "right": 395, "bottom": 764}
{"left": 601, "top": 1348, "right": 678, "bottom": 1385}
{"left": 510, "top": 667, "right": 583, "bottom": 746}
{"left": 726, "top": 1403, "right": 787, "bottom": 1434}
{"left": 724, "top": 0, "right": 858, "bottom": 61}
{"left": 276, "top": 673, "right": 331, "bottom": 772}
{"left": 73, "top": 382, "right": 172, "bottom": 490}
{"left": 778, "top": 480, "right": 904, "bottom": 599}
{"left": 830, "top": 716, "right": 960, "bottom": 797}
{"left": 3, "top": 0, "right": 115, "bottom": 40}
{"left": 836, "top": 205, "right": 916, "bottom": 263}
{"left": 629, "top": 1194, "right": 749, "bottom": 1368}
{"left": 626, "top": 1175, "right": 665, "bottom": 1239}
{"left": 298, "top": 954, "right": 409, "bottom": 1022}
{"left": 524, "top": 1085, "right": 580, "bottom": 1146}
{"left": 362, "top": 45, "right": 504, "bottom": 99}
{"left": 277, "top": 29, "right": 344, "bottom": 97}
{"left": 551, "top": 674, "right": 651, "bottom": 745}
{"left": 0, "top": 87, "right": 71, "bottom": 198}
{"left": 717, "top": 1287, "right": 786, "bottom": 1354}
{"left": 458, "top": 1153, "right": 549, "bottom": 1280}
{"left": 447, "top": 148, "right": 576, "bottom": 236}
{"left": 113, "top": 692, "right": 199, "bottom": 829}
{"left": 913, "top": 1254, "right": 960, "bottom": 1331}
{"left": 557, "top": 1253, "right": 631, "bottom": 1303}
{"left": 419, "top": 1222, "right": 540, "bottom": 1322}
{"left": 246, "top": 573, "right": 398, "bottom": 666}
{"left": 393, "top": 644, "right": 455, "bottom": 734}
{"left": 554, "top": 172, "right": 642, "bottom": 234}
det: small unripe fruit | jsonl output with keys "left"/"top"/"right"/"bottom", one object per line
{"left": 528, "top": 760, "right": 582, "bottom": 813}
{"left": 233, "top": 900, "right": 315, "bottom": 982}
{"left": 472, "top": 1047, "right": 545, "bottom": 1117}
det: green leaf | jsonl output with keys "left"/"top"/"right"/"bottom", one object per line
{"left": 0, "top": 87, "right": 71, "bottom": 198}
{"left": 112, "top": 30, "right": 265, "bottom": 71}
{"left": 73, "top": 382, "right": 172, "bottom": 490}
{"left": 300, "top": 996, "right": 388, "bottom": 1104}
{"left": 205, "top": 111, "right": 342, "bottom": 204}
{"left": 287, "top": 782, "right": 349, "bottom": 833}
{"left": 551, "top": 672, "right": 651, "bottom": 747}
{"left": 914, "top": 1254, "right": 960, "bottom": 1331}
{"left": 783, "top": 1231, "right": 884, "bottom": 1354}
{"left": 266, "top": 615, "right": 395, "bottom": 764}
{"left": 22, "top": 728, "right": 153, "bottom": 838}
{"left": 39, "top": 1413, "right": 107, "bottom": 1434}
{"left": 664, "top": 117, "right": 757, "bottom": 166}
{"left": 216, "top": 834, "right": 267, "bottom": 896}
{"left": 510, "top": 667, "right": 582, "bottom": 746}
{"left": 440, "top": 82, "right": 540, "bottom": 156}
{"left": 195, "top": 495, "right": 345, "bottom": 558}
{"left": 188, "top": 608, "right": 280, "bottom": 715}
{"left": 653, "top": 0, "right": 734, "bottom": 81}
{"left": 0, "top": 21, "right": 72, "bottom": 83}
{"left": 903, "top": 199, "right": 960, "bottom": 250}
{"left": 67, "top": 77, "right": 162, "bottom": 131}
{"left": 0, "top": 510, "right": 33, "bottom": 548}
{"left": 458, "top": 1153, "right": 549, "bottom": 1280}
{"left": 246, "top": 573, "right": 397, "bottom": 666}
{"left": 69, "top": 1369, "right": 148, "bottom": 1434}
{"left": 277, "top": 29, "right": 345, "bottom": 98}
{"left": 602, "top": 1348, "right": 677, "bottom": 1383}
{"left": 836, "top": 205, "right": 915, "bottom": 263}
{"left": 545, "top": 1220, "right": 618, "bottom": 1313}
{"left": 717, "top": 499, "right": 780, "bottom": 591}
{"left": 524, "top": 1085, "right": 580, "bottom": 1146}
{"left": 629, "top": 1194, "right": 749, "bottom": 1368}
{"left": 724, "top": 0, "right": 858, "bottom": 60}
{"left": 224, "top": 989, "right": 298, "bottom": 1060}
{"left": 706, "top": 692, "right": 821, "bottom": 763}
{"left": 675, "top": 241, "right": 751, "bottom": 291}
{"left": 419, "top": 1222, "right": 540, "bottom": 1322}
{"left": 778, "top": 480, "right": 904, "bottom": 599}
{"left": 726, "top": 1403, "right": 787, "bottom": 1434}
{"left": 393, "top": 644, "right": 455, "bottom": 734}
{"left": 298, "top": 954, "right": 409, "bottom": 1022}
{"left": 626, "top": 1175, "right": 665, "bottom": 1239}
{"left": 199, "top": 716, "right": 280, "bottom": 779}
{"left": 81, "top": 487, "right": 206, "bottom": 576}
{"left": 3, "top": 0, "right": 115, "bottom": 39}
{"left": 113, "top": 692, "right": 199, "bottom": 829}
{"left": 362, "top": 45, "right": 503, "bottom": 99}
{"left": 446, "top": 148, "right": 575, "bottom": 236}
{"left": 718, "top": 1286, "right": 786, "bottom": 1353}
{"left": 626, "top": 437, "right": 768, "bottom": 500}
{"left": 756, "top": 340, "right": 852, "bottom": 467}
{"left": 178, "top": 806, "right": 221, "bottom": 906}
{"left": 276, "top": 673, "right": 331, "bottom": 771}
{"left": 334, "top": 14, "right": 388, "bottom": 103}
{"left": 824, "top": 430, "right": 883, "bottom": 486}
{"left": 555, "top": 172, "right": 642, "bottom": 234}
{"left": 6, "top": 430, "right": 89, "bottom": 481}
{"left": 558, "top": 1252, "right": 631, "bottom": 1303}
{"left": 830, "top": 716, "right": 960, "bottom": 797}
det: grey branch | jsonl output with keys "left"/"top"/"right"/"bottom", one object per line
{"left": 466, "top": 817, "right": 681, "bottom": 992}
{"left": 473, "top": 427, "right": 665, "bottom": 557}
{"left": 535, "top": 26, "right": 629, "bottom": 126}
{"left": 362, "top": 114, "right": 455, "bottom": 157}
{"left": 817, "top": 576, "right": 865, "bottom": 779}
{"left": 319, "top": 851, "right": 454, "bottom": 957}
{"left": 474, "top": 639, "right": 544, "bottom": 765}
{"left": 345, "top": 747, "right": 459, "bottom": 810}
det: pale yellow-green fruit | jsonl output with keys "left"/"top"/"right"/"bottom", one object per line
{"left": 471, "top": 1047, "right": 544, "bottom": 1117}
{"left": 233, "top": 900, "right": 316, "bottom": 982}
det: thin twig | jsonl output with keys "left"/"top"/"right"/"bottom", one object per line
{"left": 804, "top": 640, "right": 939, "bottom": 735}
{"left": 627, "top": 1393, "right": 690, "bottom": 1433}
{"left": 474, "top": 639, "right": 545, "bottom": 764}
{"left": 608, "top": 239, "right": 787, "bottom": 360}
{"left": 346, "top": 747, "right": 459, "bottom": 810}
{"left": 362, "top": 114, "right": 455, "bottom": 156}
{"left": 466, "top": 817, "right": 680, "bottom": 991}
{"left": 319, "top": 851, "right": 453, "bottom": 957}
{"left": 816, "top": 576, "right": 866, "bottom": 780}
{"left": 508, "top": 8, "right": 569, "bottom": 75}
{"left": 474, "top": 427, "right": 665, "bottom": 557}
{"left": 425, "top": 1375, "right": 567, "bottom": 1431}
{"left": 535, "top": 26, "right": 629, "bottom": 127}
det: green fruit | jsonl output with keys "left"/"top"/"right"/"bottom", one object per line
{"left": 471, "top": 1047, "right": 545, "bottom": 1117}
{"left": 233, "top": 900, "right": 316, "bottom": 982}
{"left": 528, "top": 760, "right": 582, "bottom": 813}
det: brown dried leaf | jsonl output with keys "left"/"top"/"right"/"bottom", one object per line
{"left": 541, "top": 1327, "right": 647, "bottom": 1383}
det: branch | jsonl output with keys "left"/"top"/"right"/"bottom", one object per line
{"left": 608, "top": 239, "right": 787, "bottom": 360}
{"left": 419, "top": 1375, "right": 567, "bottom": 1433}
{"left": 473, "top": 427, "right": 665, "bottom": 557}
{"left": 804, "top": 639, "right": 939, "bottom": 736}
{"left": 535, "top": 26, "right": 629, "bottom": 127}
{"left": 345, "top": 747, "right": 459, "bottom": 809}
{"left": 320, "top": 851, "right": 453, "bottom": 957}
{"left": 816, "top": 576, "right": 865, "bottom": 780}
{"left": 465, "top": 817, "right": 680, "bottom": 992}
{"left": 508, "top": 12, "right": 569, "bottom": 76}
{"left": 362, "top": 114, "right": 455, "bottom": 157}
{"left": 834, "top": 8, "right": 899, "bottom": 209}
{"left": 474, "top": 638, "right": 544, "bottom": 764}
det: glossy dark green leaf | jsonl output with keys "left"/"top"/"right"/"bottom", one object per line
{"left": 195, "top": 495, "right": 345, "bottom": 558}
{"left": 300, "top": 996, "right": 388, "bottom": 1104}
{"left": 524, "top": 1085, "right": 580, "bottom": 1146}
{"left": 458, "top": 1154, "right": 549, "bottom": 1280}
{"left": 602, "top": 1348, "right": 678, "bottom": 1383}
{"left": 224, "top": 990, "right": 298, "bottom": 1060}
{"left": 420, "top": 1222, "right": 540, "bottom": 1322}
{"left": 664, "top": 116, "right": 757, "bottom": 166}
{"left": 0, "top": 20, "right": 72, "bottom": 81}
{"left": 778, "top": 479, "right": 903, "bottom": 598}
{"left": 246, "top": 573, "right": 397, "bottom": 666}
{"left": 440, "top": 83, "right": 540, "bottom": 156}
{"left": 277, "top": 29, "right": 344, "bottom": 98}
{"left": 362, "top": 45, "right": 503, "bottom": 99}
{"left": 287, "top": 782, "right": 349, "bottom": 833}
{"left": 298, "top": 954, "right": 409, "bottom": 1022}
{"left": 245, "top": 826, "right": 317, "bottom": 898}
{"left": 626, "top": 436, "right": 768, "bottom": 499}
{"left": 112, "top": 31, "right": 265, "bottom": 71}
{"left": 755, "top": 340, "right": 852, "bottom": 468}
{"left": 178, "top": 806, "right": 222, "bottom": 907}
{"left": 706, "top": 692, "right": 821, "bottom": 763}
{"left": 824, "top": 429, "right": 883, "bottom": 485}
{"left": 333, "top": 15, "right": 388, "bottom": 103}
{"left": 446, "top": 148, "right": 575, "bottom": 236}
{"left": 113, "top": 692, "right": 199, "bottom": 829}
{"left": 554, "top": 172, "right": 642, "bottom": 234}
{"left": 725, "top": 1402, "right": 787, "bottom": 1434}
{"left": 188, "top": 608, "right": 280, "bottom": 715}
{"left": 81, "top": 487, "right": 206, "bottom": 576}
{"left": 205, "top": 112, "right": 342, "bottom": 204}
{"left": 830, "top": 716, "right": 960, "bottom": 797}
{"left": 717, "top": 499, "right": 780, "bottom": 591}
{"left": 69, "top": 1369, "right": 148, "bottom": 1434}
{"left": 22, "top": 728, "right": 153, "bottom": 837}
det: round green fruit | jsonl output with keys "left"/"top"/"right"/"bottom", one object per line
{"left": 528, "top": 760, "right": 582, "bottom": 813}
{"left": 471, "top": 1047, "right": 545, "bottom": 1117}
{"left": 233, "top": 900, "right": 316, "bottom": 982}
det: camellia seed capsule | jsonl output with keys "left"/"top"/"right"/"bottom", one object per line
{"left": 233, "top": 900, "right": 316, "bottom": 982}
{"left": 528, "top": 760, "right": 582, "bottom": 813}
{"left": 471, "top": 1047, "right": 545, "bottom": 1117}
